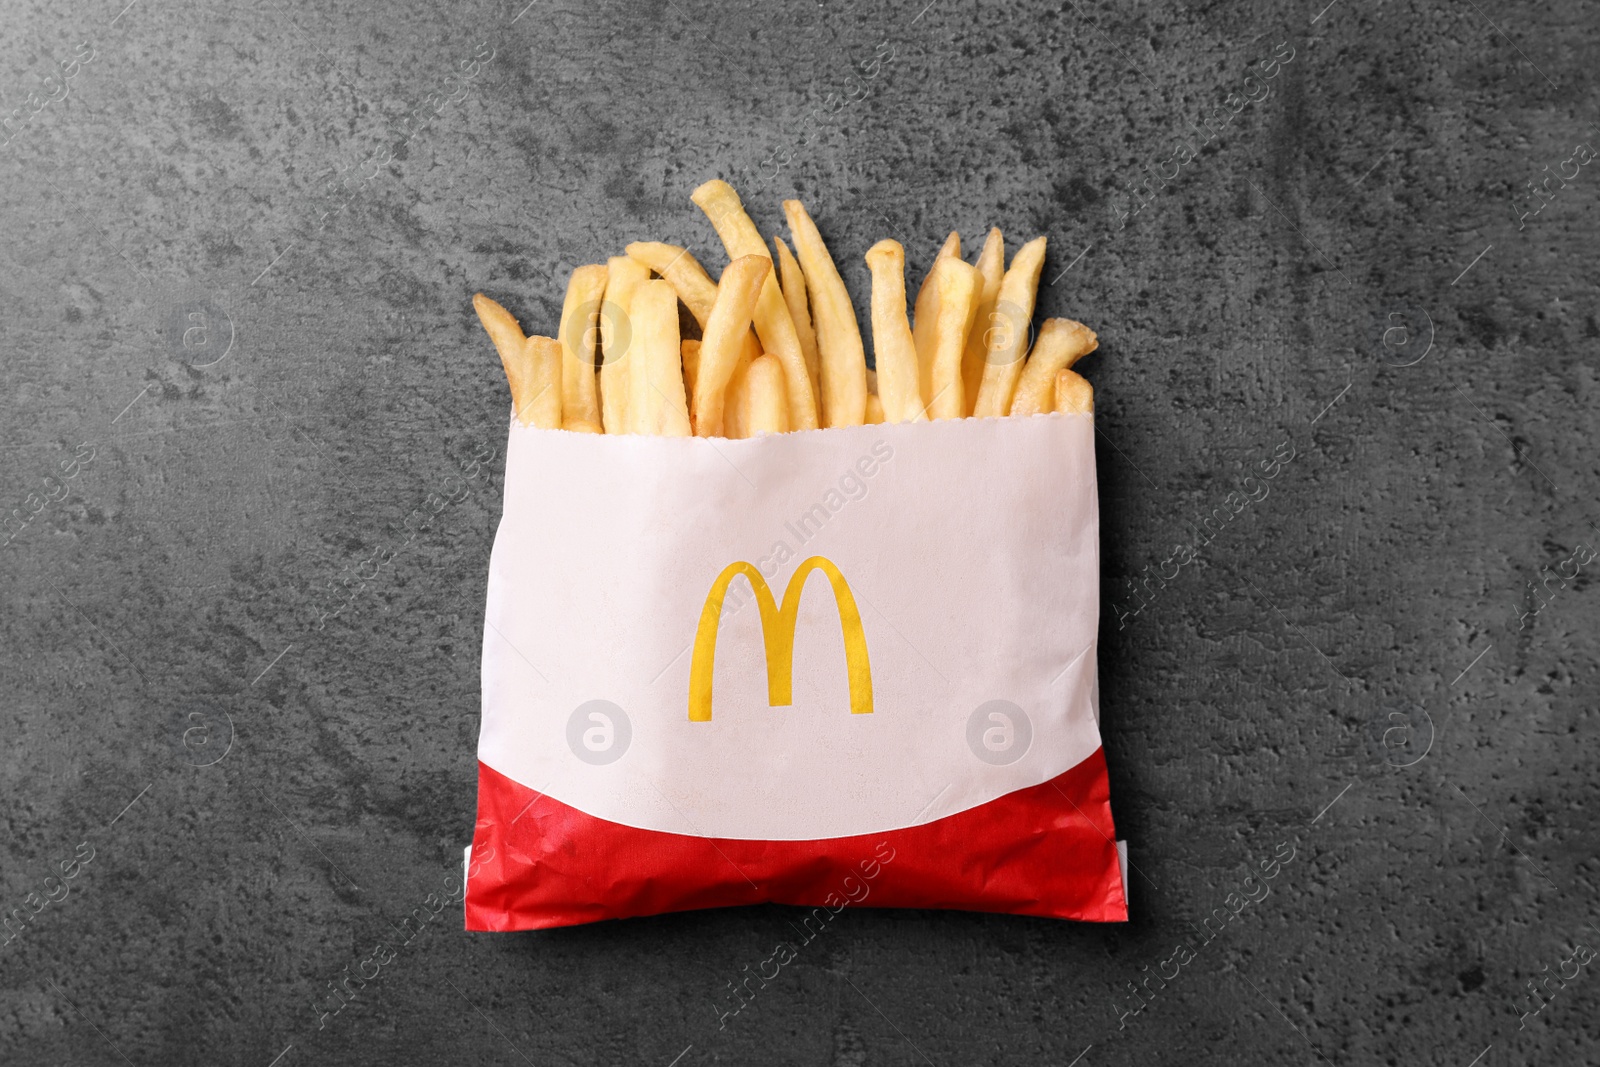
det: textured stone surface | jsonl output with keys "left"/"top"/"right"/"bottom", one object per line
{"left": 3, "top": 0, "right": 1598, "bottom": 1063}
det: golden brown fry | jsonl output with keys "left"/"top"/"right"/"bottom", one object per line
{"left": 864, "top": 239, "right": 927, "bottom": 423}
{"left": 557, "top": 264, "right": 607, "bottom": 431}
{"left": 472, "top": 294, "right": 532, "bottom": 418}
{"left": 680, "top": 339, "right": 701, "bottom": 400}
{"left": 864, "top": 394, "right": 886, "bottom": 424}
{"left": 924, "top": 258, "right": 980, "bottom": 420}
{"left": 960, "top": 228, "right": 1005, "bottom": 416}
{"left": 691, "top": 180, "right": 819, "bottom": 430}
{"left": 1054, "top": 368, "right": 1094, "bottom": 415}
{"left": 626, "top": 279, "right": 690, "bottom": 435}
{"left": 600, "top": 256, "right": 650, "bottom": 434}
{"left": 743, "top": 354, "right": 789, "bottom": 436}
{"left": 693, "top": 255, "right": 770, "bottom": 437}
{"left": 783, "top": 199, "right": 868, "bottom": 428}
{"left": 1009, "top": 318, "right": 1100, "bottom": 417}
{"left": 520, "top": 336, "right": 563, "bottom": 429}
{"left": 971, "top": 236, "right": 1047, "bottom": 418}
{"left": 773, "top": 235, "right": 821, "bottom": 407}
{"left": 911, "top": 230, "right": 960, "bottom": 404}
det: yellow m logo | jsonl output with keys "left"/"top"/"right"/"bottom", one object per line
{"left": 688, "top": 556, "right": 873, "bottom": 722}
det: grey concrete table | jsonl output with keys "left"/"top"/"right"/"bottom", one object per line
{"left": 3, "top": 0, "right": 1597, "bottom": 1063}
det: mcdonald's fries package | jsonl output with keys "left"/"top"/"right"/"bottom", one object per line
{"left": 465, "top": 413, "right": 1129, "bottom": 929}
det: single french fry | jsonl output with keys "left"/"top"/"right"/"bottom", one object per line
{"left": 680, "top": 339, "right": 701, "bottom": 400}
{"left": 624, "top": 279, "right": 686, "bottom": 435}
{"left": 864, "top": 240, "right": 927, "bottom": 423}
{"left": 722, "top": 359, "right": 751, "bottom": 439}
{"left": 693, "top": 255, "right": 770, "bottom": 437}
{"left": 773, "top": 236, "right": 822, "bottom": 407}
{"left": 691, "top": 180, "right": 819, "bottom": 430}
{"left": 1054, "top": 368, "right": 1094, "bottom": 414}
{"left": 720, "top": 344, "right": 765, "bottom": 437}
{"left": 864, "top": 394, "right": 886, "bottom": 424}
{"left": 520, "top": 336, "right": 563, "bottom": 429}
{"left": 557, "top": 264, "right": 607, "bottom": 430}
{"left": 913, "top": 230, "right": 960, "bottom": 317}
{"left": 472, "top": 294, "right": 532, "bottom": 418}
{"left": 743, "top": 354, "right": 789, "bottom": 436}
{"left": 600, "top": 256, "right": 650, "bottom": 434}
{"left": 650, "top": 286, "right": 692, "bottom": 436}
{"left": 911, "top": 230, "right": 960, "bottom": 404}
{"left": 924, "top": 258, "right": 980, "bottom": 419}
{"left": 971, "top": 236, "right": 1047, "bottom": 418}
{"left": 960, "top": 228, "right": 1005, "bottom": 416}
{"left": 1009, "top": 318, "right": 1100, "bottom": 416}
{"left": 783, "top": 199, "right": 868, "bottom": 427}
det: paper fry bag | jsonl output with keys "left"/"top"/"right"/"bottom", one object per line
{"left": 465, "top": 412, "right": 1127, "bottom": 929}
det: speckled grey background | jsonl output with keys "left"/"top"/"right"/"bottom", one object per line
{"left": 3, "top": 0, "right": 1598, "bottom": 1063}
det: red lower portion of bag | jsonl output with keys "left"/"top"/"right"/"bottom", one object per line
{"left": 465, "top": 749, "right": 1127, "bottom": 930}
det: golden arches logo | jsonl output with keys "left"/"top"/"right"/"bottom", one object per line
{"left": 688, "top": 556, "right": 873, "bottom": 722}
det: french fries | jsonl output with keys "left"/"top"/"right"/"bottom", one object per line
{"left": 624, "top": 242, "right": 718, "bottom": 326}
{"left": 473, "top": 294, "right": 529, "bottom": 413}
{"left": 924, "top": 257, "right": 980, "bottom": 419}
{"left": 743, "top": 354, "right": 789, "bottom": 436}
{"left": 474, "top": 180, "right": 1100, "bottom": 439}
{"left": 520, "top": 336, "right": 563, "bottom": 429}
{"left": 631, "top": 278, "right": 691, "bottom": 436}
{"left": 600, "top": 255, "right": 650, "bottom": 434}
{"left": 557, "top": 264, "right": 608, "bottom": 432}
{"left": 1054, "top": 369, "right": 1094, "bottom": 414}
{"left": 691, "top": 181, "right": 819, "bottom": 430}
{"left": 972, "top": 237, "right": 1047, "bottom": 418}
{"left": 911, "top": 230, "right": 960, "bottom": 406}
{"left": 1008, "top": 318, "right": 1099, "bottom": 417}
{"left": 960, "top": 228, "right": 1005, "bottom": 417}
{"left": 773, "top": 236, "right": 822, "bottom": 407}
{"left": 681, "top": 339, "right": 702, "bottom": 400}
{"left": 864, "top": 240, "right": 928, "bottom": 424}
{"left": 693, "top": 255, "right": 770, "bottom": 438}
{"left": 782, "top": 199, "right": 868, "bottom": 428}
{"left": 626, "top": 239, "right": 764, "bottom": 372}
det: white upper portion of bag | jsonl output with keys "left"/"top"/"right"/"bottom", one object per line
{"left": 478, "top": 413, "right": 1103, "bottom": 841}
